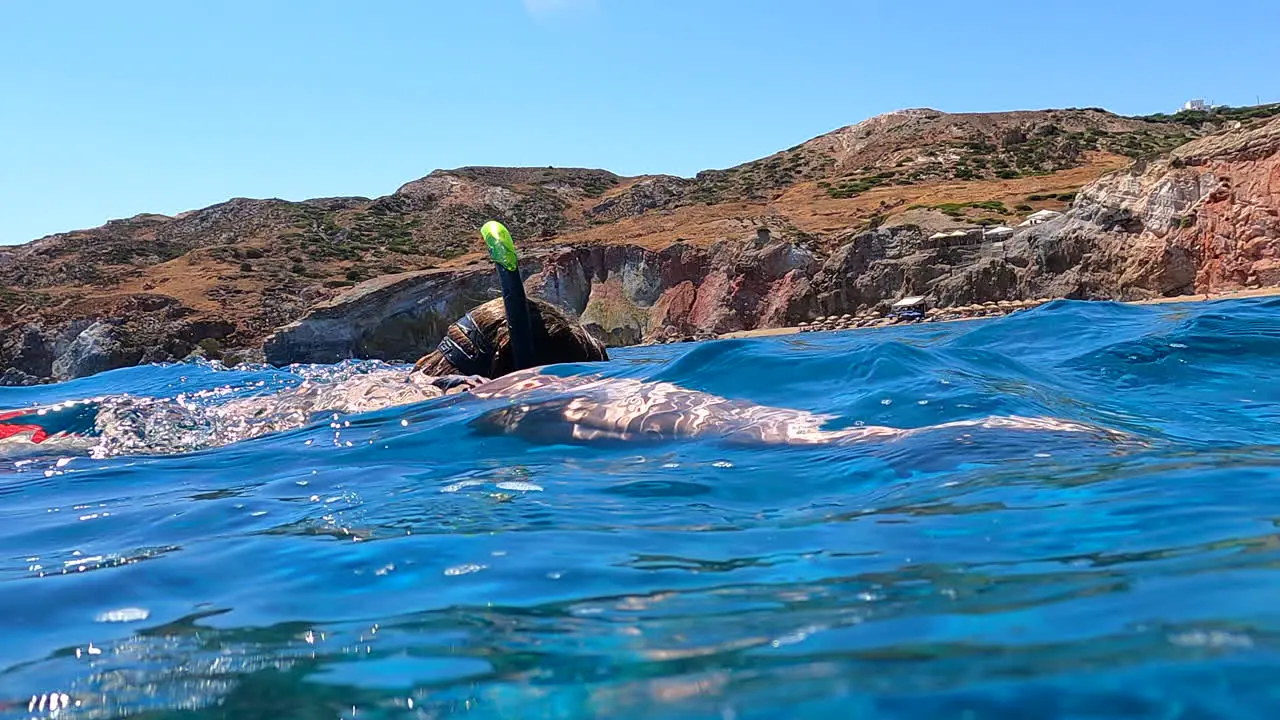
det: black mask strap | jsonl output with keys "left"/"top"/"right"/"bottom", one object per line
{"left": 435, "top": 312, "right": 493, "bottom": 376}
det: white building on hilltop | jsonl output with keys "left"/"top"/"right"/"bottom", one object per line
{"left": 1182, "top": 99, "right": 1208, "bottom": 112}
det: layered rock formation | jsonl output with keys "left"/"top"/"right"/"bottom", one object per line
{"left": 1011, "top": 115, "right": 1280, "bottom": 300}
{"left": 263, "top": 224, "right": 1065, "bottom": 365}
{"left": 265, "top": 234, "right": 820, "bottom": 364}
{"left": 4, "top": 106, "right": 1280, "bottom": 382}
{"left": 1, "top": 296, "right": 237, "bottom": 385}
{"left": 266, "top": 115, "right": 1280, "bottom": 365}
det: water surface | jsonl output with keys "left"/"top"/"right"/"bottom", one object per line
{"left": 3, "top": 299, "right": 1280, "bottom": 719}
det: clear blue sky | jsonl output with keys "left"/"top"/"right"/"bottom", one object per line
{"left": 2, "top": 0, "right": 1277, "bottom": 246}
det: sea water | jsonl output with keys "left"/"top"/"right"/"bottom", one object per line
{"left": 2, "top": 298, "right": 1280, "bottom": 719}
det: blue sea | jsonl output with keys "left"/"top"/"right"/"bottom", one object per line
{"left": 3, "top": 298, "right": 1280, "bottom": 719}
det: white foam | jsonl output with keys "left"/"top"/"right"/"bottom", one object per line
{"left": 95, "top": 607, "right": 150, "bottom": 623}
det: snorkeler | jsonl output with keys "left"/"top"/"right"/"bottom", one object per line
{"left": 0, "top": 221, "right": 1115, "bottom": 458}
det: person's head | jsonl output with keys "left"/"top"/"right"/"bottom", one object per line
{"left": 414, "top": 297, "right": 608, "bottom": 378}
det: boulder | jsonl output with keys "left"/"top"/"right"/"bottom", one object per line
{"left": 264, "top": 266, "right": 498, "bottom": 365}
{"left": 262, "top": 238, "right": 827, "bottom": 364}
{"left": 2, "top": 324, "right": 55, "bottom": 378}
{"left": 51, "top": 321, "right": 141, "bottom": 381}
{"left": 0, "top": 367, "right": 42, "bottom": 386}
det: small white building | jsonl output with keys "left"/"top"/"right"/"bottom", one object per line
{"left": 1182, "top": 99, "right": 1207, "bottom": 112}
{"left": 1017, "top": 209, "right": 1063, "bottom": 227}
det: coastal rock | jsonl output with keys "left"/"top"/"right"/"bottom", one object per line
{"left": 260, "top": 113, "right": 1280, "bottom": 368}
{"left": 263, "top": 266, "right": 501, "bottom": 365}
{"left": 648, "top": 282, "right": 699, "bottom": 336}
{"left": 51, "top": 321, "right": 141, "bottom": 381}
{"left": 5, "top": 108, "right": 1280, "bottom": 380}
{"left": 579, "top": 279, "right": 649, "bottom": 346}
{"left": 1172, "top": 118, "right": 1280, "bottom": 292}
{"left": 809, "top": 226, "right": 1022, "bottom": 312}
{"left": 2, "top": 324, "right": 55, "bottom": 379}
{"left": 263, "top": 238, "right": 821, "bottom": 365}
{"left": 0, "top": 368, "right": 42, "bottom": 387}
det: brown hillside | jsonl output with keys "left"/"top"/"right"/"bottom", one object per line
{"left": 2, "top": 104, "right": 1275, "bottom": 379}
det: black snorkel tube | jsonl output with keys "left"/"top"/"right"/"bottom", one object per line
{"left": 480, "top": 220, "right": 536, "bottom": 371}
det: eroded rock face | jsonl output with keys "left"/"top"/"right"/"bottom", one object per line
{"left": 0, "top": 296, "right": 238, "bottom": 383}
{"left": 3, "top": 324, "right": 55, "bottom": 379}
{"left": 0, "top": 368, "right": 41, "bottom": 387}
{"left": 1172, "top": 119, "right": 1280, "bottom": 291}
{"left": 13, "top": 118, "right": 1280, "bottom": 378}
{"left": 809, "top": 118, "right": 1280, "bottom": 309}
{"left": 807, "top": 226, "right": 1031, "bottom": 312}
{"left": 264, "top": 120, "right": 1280, "bottom": 367}
{"left": 263, "top": 266, "right": 502, "bottom": 365}
{"left": 1046, "top": 116, "right": 1280, "bottom": 297}
{"left": 50, "top": 321, "right": 139, "bottom": 381}
{"left": 263, "top": 238, "right": 823, "bottom": 364}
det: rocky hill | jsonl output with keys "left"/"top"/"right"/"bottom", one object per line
{"left": 1036, "top": 111, "right": 1280, "bottom": 296}
{"left": 3, "top": 104, "right": 1279, "bottom": 384}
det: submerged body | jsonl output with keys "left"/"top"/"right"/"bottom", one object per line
{"left": 469, "top": 370, "right": 1113, "bottom": 444}
{"left": 1, "top": 367, "right": 1118, "bottom": 458}
{"left": 0, "top": 288, "right": 1114, "bottom": 457}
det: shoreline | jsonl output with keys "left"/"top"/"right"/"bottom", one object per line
{"left": 720, "top": 286, "right": 1280, "bottom": 340}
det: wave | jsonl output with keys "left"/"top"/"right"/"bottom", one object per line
{"left": 3, "top": 298, "right": 1280, "bottom": 718}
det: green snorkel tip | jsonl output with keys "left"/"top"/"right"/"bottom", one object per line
{"left": 481, "top": 220, "right": 519, "bottom": 272}
{"left": 479, "top": 220, "right": 535, "bottom": 370}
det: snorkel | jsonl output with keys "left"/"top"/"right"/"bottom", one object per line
{"left": 481, "top": 220, "right": 536, "bottom": 371}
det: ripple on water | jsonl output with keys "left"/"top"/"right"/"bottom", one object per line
{"left": 2, "top": 299, "right": 1280, "bottom": 718}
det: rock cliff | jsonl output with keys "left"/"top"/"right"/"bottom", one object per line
{"left": 265, "top": 115, "right": 1280, "bottom": 364}
{"left": 5, "top": 105, "right": 1280, "bottom": 382}
{"left": 1012, "top": 114, "right": 1280, "bottom": 299}
{"left": 265, "top": 235, "right": 820, "bottom": 364}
